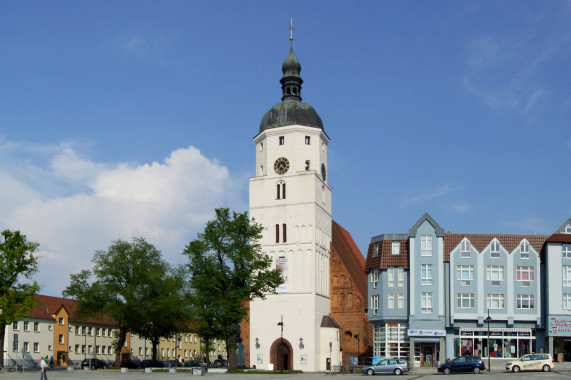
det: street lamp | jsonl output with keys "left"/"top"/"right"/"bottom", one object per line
{"left": 485, "top": 310, "right": 492, "bottom": 372}
{"left": 354, "top": 333, "right": 360, "bottom": 365}
{"left": 277, "top": 316, "right": 284, "bottom": 374}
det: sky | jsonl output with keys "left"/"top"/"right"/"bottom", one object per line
{"left": 1, "top": 1, "right": 570, "bottom": 296}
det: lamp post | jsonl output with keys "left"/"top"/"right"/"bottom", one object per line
{"left": 277, "top": 316, "right": 284, "bottom": 374}
{"left": 355, "top": 333, "right": 360, "bottom": 366}
{"left": 485, "top": 310, "right": 492, "bottom": 372}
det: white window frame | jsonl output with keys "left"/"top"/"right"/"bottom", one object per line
{"left": 563, "top": 266, "right": 571, "bottom": 287}
{"left": 58, "top": 334, "right": 64, "bottom": 344}
{"left": 520, "top": 241, "right": 530, "bottom": 259}
{"left": 421, "top": 292, "right": 433, "bottom": 314}
{"left": 23, "top": 321, "right": 29, "bottom": 332}
{"left": 564, "top": 294, "right": 571, "bottom": 310}
{"left": 516, "top": 294, "right": 535, "bottom": 309}
{"left": 34, "top": 322, "right": 39, "bottom": 332}
{"left": 371, "top": 294, "right": 379, "bottom": 315}
{"left": 487, "top": 293, "right": 505, "bottom": 309}
{"left": 457, "top": 293, "right": 475, "bottom": 309}
{"left": 388, "top": 293, "right": 395, "bottom": 309}
{"left": 59, "top": 317, "right": 64, "bottom": 325}
{"left": 370, "top": 269, "right": 379, "bottom": 288}
{"left": 487, "top": 265, "right": 505, "bottom": 281}
{"left": 421, "top": 235, "right": 433, "bottom": 256}
{"left": 397, "top": 267, "right": 404, "bottom": 287}
{"left": 392, "top": 241, "right": 400, "bottom": 255}
{"left": 516, "top": 266, "right": 535, "bottom": 282}
{"left": 388, "top": 267, "right": 394, "bottom": 287}
{"left": 34, "top": 342, "right": 39, "bottom": 353}
{"left": 421, "top": 264, "right": 432, "bottom": 285}
{"left": 563, "top": 244, "right": 571, "bottom": 259}
{"left": 490, "top": 240, "right": 500, "bottom": 258}
{"left": 397, "top": 293, "right": 404, "bottom": 309}
{"left": 461, "top": 240, "right": 471, "bottom": 258}
{"left": 456, "top": 265, "right": 475, "bottom": 281}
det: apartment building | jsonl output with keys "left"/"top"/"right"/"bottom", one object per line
{"left": 366, "top": 214, "right": 571, "bottom": 367}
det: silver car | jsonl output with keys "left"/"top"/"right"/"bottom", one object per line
{"left": 362, "top": 358, "right": 410, "bottom": 376}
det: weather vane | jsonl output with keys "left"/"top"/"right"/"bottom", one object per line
{"left": 289, "top": 18, "right": 294, "bottom": 41}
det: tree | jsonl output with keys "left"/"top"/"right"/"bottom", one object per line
{"left": 63, "top": 237, "right": 190, "bottom": 364}
{"left": 0, "top": 230, "right": 41, "bottom": 366}
{"left": 183, "top": 208, "right": 283, "bottom": 370}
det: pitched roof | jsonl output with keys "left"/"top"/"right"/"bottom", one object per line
{"left": 29, "top": 294, "right": 116, "bottom": 326}
{"left": 443, "top": 234, "right": 549, "bottom": 262}
{"left": 546, "top": 234, "right": 571, "bottom": 243}
{"left": 331, "top": 220, "right": 367, "bottom": 298}
{"left": 364, "top": 237, "right": 410, "bottom": 271}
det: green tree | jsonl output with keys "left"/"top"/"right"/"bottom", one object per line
{"left": 63, "top": 237, "right": 190, "bottom": 363}
{"left": 183, "top": 208, "right": 283, "bottom": 370}
{"left": 0, "top": 230, "right": 41, "bottom": 366}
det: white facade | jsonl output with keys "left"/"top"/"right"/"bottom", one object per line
{"left": 249, "top": 121, "right": 339, "bottom": 371}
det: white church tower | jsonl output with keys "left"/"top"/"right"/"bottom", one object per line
{"left": 249, "top": 37, "right": 340, "bottom": 372}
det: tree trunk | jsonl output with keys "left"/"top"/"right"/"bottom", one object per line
{"left": 227, "top": 330, "right": 238, "bottom": 371}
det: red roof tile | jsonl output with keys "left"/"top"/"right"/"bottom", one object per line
{"left": 331, "top": 220, "right": 368, "bottom": 300}
{"left": 444, "top": 234, "right": 549, "bottom": 262}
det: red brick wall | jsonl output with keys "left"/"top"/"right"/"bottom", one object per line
{"left": 330, "top": 247, "right": 373, "bottom": 365}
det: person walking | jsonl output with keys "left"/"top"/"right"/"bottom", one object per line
{"left": 40, "top": 356, "right": 48, "bottom": 380}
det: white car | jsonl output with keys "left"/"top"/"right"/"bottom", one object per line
{"left": 505, "top": 354, "right": 554, "bottom": 372}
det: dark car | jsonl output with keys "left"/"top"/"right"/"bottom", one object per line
{"left": 140, "top": 359, "right": 165, "bottom": 368}
{"left": 81, "top": 358, "right": 107, "bottom": 370}
{"left": 438, "top": 356, "right": 485, "bottom": 374}
{"left": 164, "top": 360, "right": 183, "bottom": 368}
{"left": 184, "top": 360, "right": 201, "bottom": 368}
{"left": 120, "top": 359, "right": 139, "bottom": 369}
{"left": 213, "top": 359, "right": 227, "bottom": 368}
{"left": 362, "top": 358, "right": 410, "bottom": 375}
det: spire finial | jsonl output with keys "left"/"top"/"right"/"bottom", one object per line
{"left": 289, "top": 18, "right": 294, "bottom": 41}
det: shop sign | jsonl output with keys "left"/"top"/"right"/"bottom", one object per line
{"left": 548, "top": 316, "right": 571, "bottom": 336}
{"left": 408, "top": 329, "right": 445, "bottom": 337}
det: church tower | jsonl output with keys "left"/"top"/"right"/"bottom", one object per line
{"left": 249, "top": 37, "right": 340, "bottom": 372}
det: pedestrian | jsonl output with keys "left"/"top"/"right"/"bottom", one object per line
{"left": 50, "top": 356, "right": 54, "bottom": 369}
{"left": 40, "top": 356, "right": 48, "bottom": 380}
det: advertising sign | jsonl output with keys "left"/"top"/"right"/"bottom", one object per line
{"left": 548, "top": 316, "right": 571, "bottom": 336}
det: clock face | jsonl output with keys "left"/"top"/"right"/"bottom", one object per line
{"left": 321, "top": 163, "right": 327, "bottom": 181}
{"left": 274, "top": 157, "right": 290, "bottom": 175}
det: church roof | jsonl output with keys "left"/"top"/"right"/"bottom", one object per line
{"left": 259, "top": 42, "right": 324, "bottom": 134}
{"left": 331, "top": 220, "right": 367, "bottom": 299}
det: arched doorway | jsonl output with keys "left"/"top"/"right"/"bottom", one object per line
{"left": 270, "top": 338, "right": 293, "bottom": 371}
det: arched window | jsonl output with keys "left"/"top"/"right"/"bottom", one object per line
{"left": 276, "top": 181, "right": 286, "bottom": 199}
{"left": 275, "top": 224, "right": 279, "bottom": 243}
{"left": 282, "top": 224, "right": 287, "bottom": 243}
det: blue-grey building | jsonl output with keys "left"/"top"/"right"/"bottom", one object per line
{"left": 366, "top": 214, "right": 571, "bottom": 367}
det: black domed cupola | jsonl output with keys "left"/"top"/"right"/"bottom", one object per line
{"left": 259, "top": 39, "right": 324, "bottom": 134}
{"left": 280, "top": 43, "right": 303, "bottom": 101}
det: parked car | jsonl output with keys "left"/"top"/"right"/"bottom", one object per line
{"left": 438, "top": 356, "right": 485, "bottom": 374}
{"left": 362, "top": 358, "right": 409, "bottom": 375}
{"left": 184, "top": 360, "right": 201, "bottom": 368}
{"left": 120, "top": 359, "right": 139, "bottom": 369}
{"left": 505, "top": 354, "right": 554, "bottom": 372}
{"left": 81, "top": 358, "right": 107, "bottom": 370}
{"left": 140, "top": 359, "right": 165, "bottom": 368}
{"left": 164, "top": 360, "right": 183, "bottom": 368}
{"left": 212, "top": 359, "right": 228, "bottom": 368}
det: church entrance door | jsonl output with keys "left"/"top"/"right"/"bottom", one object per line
{"left": 270, "top": 338, "right": 293, "bottom": 371}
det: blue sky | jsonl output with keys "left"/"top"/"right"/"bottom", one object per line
{"left": 1, "top": 1, "right": 570, "bottom": 296}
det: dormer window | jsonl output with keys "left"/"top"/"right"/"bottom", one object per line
{"left": 461, "top": 240, "right": 471, "bottom": 258}
{"left": 490, "top": 240, "right": 500, "bottom": 258}
{"left": 520, "top": 241, "right": 530, "bottom": 259}
{"left": 373, "top": 242, "right": 379, "bottom": 258}
{"left": 565, "top": 224, "right": 571, "bottom": 233}
{"left": 392, "top": 241, "right": 400, "bottom": 255}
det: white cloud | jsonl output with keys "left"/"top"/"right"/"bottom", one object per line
{"left": 0, "top": 142, "right": 246, "bottom": 296}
